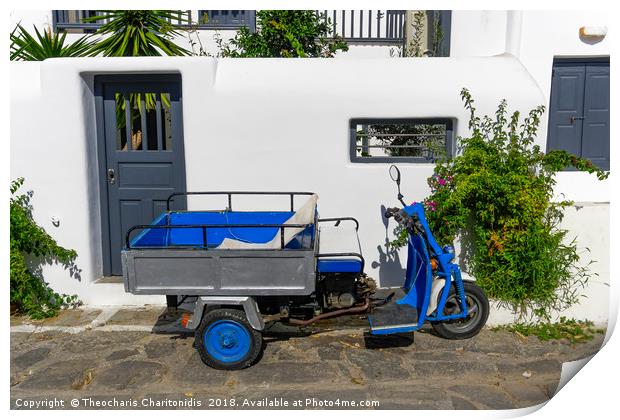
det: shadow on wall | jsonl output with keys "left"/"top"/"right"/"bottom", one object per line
{"left": 371, "top": 204, "right": 406, "bottom": 288}
{"left": 455, "top": 226, "right": 476, "bottom": 275}
{"left": 579, "top": 34, "right": 606, "bottom": 45}
{"left": 17, "top": 187, "right": 82, "bottom": 283}
{"left": 26, "top": 254, "right": 82, "bottom": 283}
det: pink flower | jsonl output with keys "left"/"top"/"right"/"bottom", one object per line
{"left": 438, "top": 178, "right": 446, "bottom": 186}
{"left": 425, "top": 200, "right": 438, "bottom": 211}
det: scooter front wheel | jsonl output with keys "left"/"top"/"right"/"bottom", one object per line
{"left": 431, "top": 281, "right": 489, "bottom": 339}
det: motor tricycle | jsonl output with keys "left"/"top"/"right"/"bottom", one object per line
{"left": 122, "top": 165, "right": 489, "bottom": 370}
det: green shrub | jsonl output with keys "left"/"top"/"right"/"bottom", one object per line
{"left": 395, "top": 89, "right": 608, "bottom": 319}
{"left": 218, "top": 10, "right": 348, "bottom": 58}
{"left": 10, "top": 178, "right": 80, "bottom": 318}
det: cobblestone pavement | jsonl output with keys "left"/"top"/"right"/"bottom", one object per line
{"left": 10, "top": 307, "right": 605, "bottom": 410}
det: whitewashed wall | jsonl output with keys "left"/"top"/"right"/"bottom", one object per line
{"left": 11, "top": 55, "right": 543, "bottom": 304}
{"left": 9, "top": 10, "right": 611, "bottom": 324}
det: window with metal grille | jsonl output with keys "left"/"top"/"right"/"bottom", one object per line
{"left": 350, "top": 118, "right": 454, "bottom": 163}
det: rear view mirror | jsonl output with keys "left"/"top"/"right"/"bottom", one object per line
{"left": 389, "top": 165, "right": 406, "bottom": 206}
{"left": 389, "top": 165, "right": 401, "bottom": 185}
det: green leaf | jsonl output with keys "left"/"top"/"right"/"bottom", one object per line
{"left": 218, "top": 10, "right": 348, "bottom": 58}
{"left": 10, "top": 178, "right": 80, "bottom": 318}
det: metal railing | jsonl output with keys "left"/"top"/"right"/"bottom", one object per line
{"left": 125, "top": 223, "right": 311, "bottom": 250}
{"left": 316, "top": 10, "right": 406, "bottom": 45}
{"left": 52, "top": 10, "right": 252, "bottom": 32}
{"left": 53, "top": 10, "right": 405, "bottom": 44}
{"left": 165, "top": 191, "right": 315, "bottom": 212}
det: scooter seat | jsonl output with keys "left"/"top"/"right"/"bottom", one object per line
{"left": 317, "top": 259, "right": 362, "bottom": 273}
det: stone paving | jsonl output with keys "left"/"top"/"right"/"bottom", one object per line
{"left": 10, "top": 307, "right": 605, "bottom": 410}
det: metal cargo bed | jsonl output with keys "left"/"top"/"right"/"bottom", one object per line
{"left": 122, "top": 192, "right": 318, "bottom": 296}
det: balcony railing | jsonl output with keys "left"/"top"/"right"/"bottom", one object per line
{"left": 51, "top": 10, "right": 449, "bottom": 55}
{"left": 317, "top": 10, "right": 406, "bottom": 45}
{"left": 52, "top": 10, "right": 405, "bottom": 44}
{"left": 52, "top": 10, "right": 254, "bottom": 32}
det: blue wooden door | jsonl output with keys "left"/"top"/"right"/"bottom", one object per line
{"left": 581, "top": 64, "right": 610, "bottom": 170}
{"left": 96, "top": 75, "right": 187, "bottom": 276}
{"left": 547, "top": 60, "right": 610, "bottom": 170}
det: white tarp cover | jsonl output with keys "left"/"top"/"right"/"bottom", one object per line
{"left": 216, "top": 194, "right": 318, "bottom": 249}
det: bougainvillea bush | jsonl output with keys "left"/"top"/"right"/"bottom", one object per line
{"left": 394, "top": 89, "right": 608, "bottom": 319}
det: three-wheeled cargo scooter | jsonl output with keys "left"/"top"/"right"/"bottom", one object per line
{"left": 122, "top": 165, "right": 489, "bottom": 370}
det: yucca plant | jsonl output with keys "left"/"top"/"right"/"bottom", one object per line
{"left": 114, "top": 92, "right": 172, "bottom": 150}
{"left": 10, "top": 24, "right": 95, "bottom": 60}
{"left": 83, "top": 10, "right": 190, "bottom": 56}
{"left": 82, "top": 11, "right": 188, "bottom": 149}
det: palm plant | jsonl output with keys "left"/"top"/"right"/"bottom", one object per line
{"left": 10, "top": 24, "right": 95, "bottom": 60}
{"left": 83, "top": 10, "right": 190, "bottom": 56}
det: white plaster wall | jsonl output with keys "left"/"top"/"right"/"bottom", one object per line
{"left": 9, "top": 10, "right": 611, "bottom": 324}
{"left": 9, "top": 10, "right": 52, "bottom": 29}
{"left": 335, "top": 45, "right": 397, "bottom": 59}
{"left": 11, "top": 55, "right": 543, "bottom": 310}
{"left": 450, "top": 11, "right": 508, "bottom": 57}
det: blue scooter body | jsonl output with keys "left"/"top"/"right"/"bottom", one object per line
{"left": 368, "top": 203, "right": 469, "bottom": 335}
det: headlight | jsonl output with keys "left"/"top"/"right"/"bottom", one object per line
{"left": 442, "top": 245, "right": 455, "bottom": 261}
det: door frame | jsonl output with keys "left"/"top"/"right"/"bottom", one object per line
{"left": 94, "top": 73, "right": 186, "bottom": 277}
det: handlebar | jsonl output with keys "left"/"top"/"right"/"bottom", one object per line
{"left": 384, "top": 207, "right": 400, "bottom": 219}
{"left": 384, "top": 206, "right": 425, "bottom": 234}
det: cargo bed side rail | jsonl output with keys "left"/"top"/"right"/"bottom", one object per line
{"left": 166, "top": 191, "right": 315, "bottom": 212}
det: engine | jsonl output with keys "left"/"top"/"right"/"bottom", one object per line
{"left": 319, "top": 273, "right": 376, "bottom": 309}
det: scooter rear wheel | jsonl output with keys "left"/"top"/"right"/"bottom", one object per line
{"left": 431, "top": 282, "right": 489, "bottom": 339}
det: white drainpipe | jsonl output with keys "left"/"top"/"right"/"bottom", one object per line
{"left": 505, "top": 11, "right": 523, "bottom": 57}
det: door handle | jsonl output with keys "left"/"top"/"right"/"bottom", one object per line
{"left": 570, "top": 116, "right": 585, "bottom": 124}
{"left": 107, "top": 168, "right": 116, "bottom": 185}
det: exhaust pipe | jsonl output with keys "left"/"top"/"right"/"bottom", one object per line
{"left": 287, "top": 298, "right": 370, "bottom": 326}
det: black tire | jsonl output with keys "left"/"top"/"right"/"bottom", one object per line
{"left": 431, "top": 282, "right": 489, "bottom": 339}
{"left": 195, "top": 308, "right": 262, "bottom": 370}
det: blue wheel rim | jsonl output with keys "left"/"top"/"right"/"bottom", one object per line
{"left": 204, "top": 320, "right": 251, "bottom": 364}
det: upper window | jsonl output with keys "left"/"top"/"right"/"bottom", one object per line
{"left": 197, "top": 10, "right": 256, "bottom": 30}
{"left": 350, "top": 118, "right": 454, "bottom": 163}
{"left": 52, "top": 10, "right": 102, "bottom": 33}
